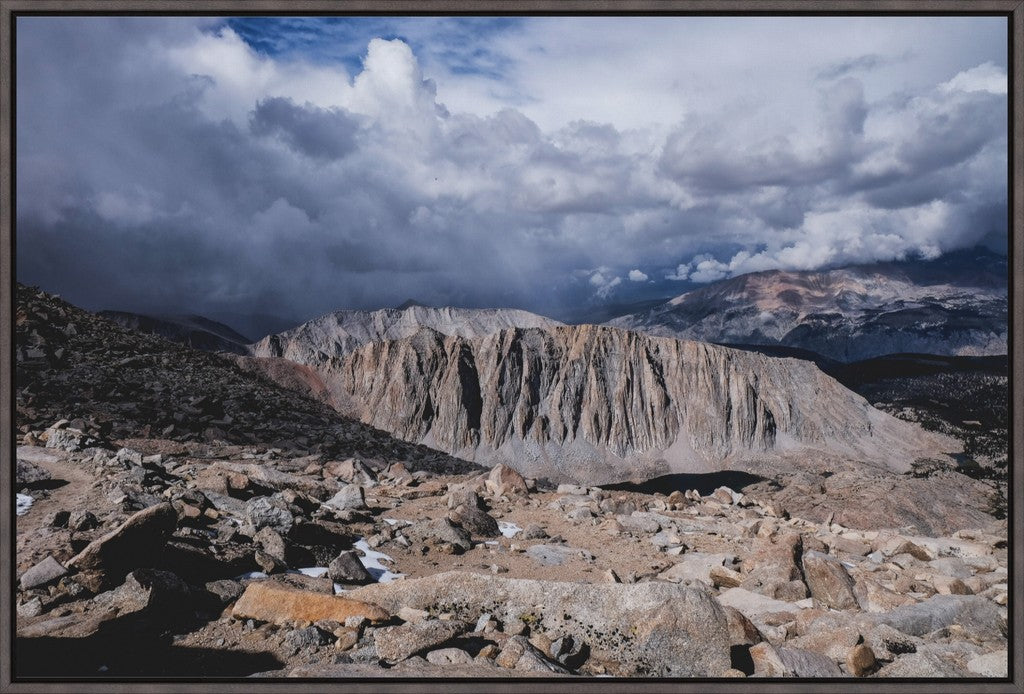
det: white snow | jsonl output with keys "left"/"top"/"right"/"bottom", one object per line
{"left": 354, "top": 539, "right": 404, "bottom": 583}
{"left": 234, "top": 571, "right": 268, "bottom": 580}
{"left": 16, "top": 494, "right": 34, "bottom": 516}
{"left": 498, "top": 521, "right": 522, "bottom": 538}
{"left": 234, "top": 538, "right": 404, "bottom": 591}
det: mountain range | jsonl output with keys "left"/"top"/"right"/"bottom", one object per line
{"left": 607, "top": 249, "right": 1006, "bottom": 362}
{"left": 90, "top": 250, "right": 1005, "bottom": 483}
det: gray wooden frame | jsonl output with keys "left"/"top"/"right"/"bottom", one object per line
{"left": 0, "top": 3, "right": 1020, "bottom": 692}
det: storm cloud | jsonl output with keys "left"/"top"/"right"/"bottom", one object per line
{"left": 15, "top": 16, "right": 1008, "bottom": 331}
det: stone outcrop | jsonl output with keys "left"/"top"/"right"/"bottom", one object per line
{"left": 305, "top": 324, "right": 954, "bottom": 482}
{"left": 347, "top": 571, "right": 732, "bottom": 676}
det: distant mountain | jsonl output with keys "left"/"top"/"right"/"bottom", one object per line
{"left": 99, "top": 311, "right": 252, "bottom": 355}
{"left": 249, "top": 304, "right": 563, "bottom": 364}
{"left": 246, "top": 301, "right": 956, "bottom": 483}
{"left": 276, "top": 324, "right": 954, "bottom": 483}
{"left": 608, "top": 249, "right": 1007, "bottom": 362}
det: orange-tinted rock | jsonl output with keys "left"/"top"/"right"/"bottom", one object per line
{"left": 231, "top": 582, "right": 389, "bottom": 625}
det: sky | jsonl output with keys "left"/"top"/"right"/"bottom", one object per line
{"left": 15, "top": 15, "right": 1009, "bottom": 333}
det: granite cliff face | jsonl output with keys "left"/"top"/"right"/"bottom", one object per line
{"left": 608, "top": 250, "right": 1007, "bottom": 362}
{"left": 279, "top": 323, "right": 954, "bottom": 483}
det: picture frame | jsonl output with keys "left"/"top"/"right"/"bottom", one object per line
{"left": 1, "top": 2, "right": 1021, "bottom": 692}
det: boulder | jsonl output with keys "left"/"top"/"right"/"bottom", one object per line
{"left": 20, "top": 556, "right": 68, "bottom": 590}
{"left": 425, "top": 648, "right": 474, "bottom": 665}
{"left": 448, "top": 504, "right": 500, "bottom": 538}
{"left": 967, "top": 650, "right": 1008, "bottom": 677}
{"left": 231, "top": 583, "right": 389, "bottom": 625}
{"left": 325, "top": 458, "right": 377, "bottom": 487}
{"left": 657, "top": 553, "right": 737, "bottom": 586}
{"left": 16, "top": 458, "right": 51, "bottom": 487}
{"left": 95, "top": 568, "right": 193, "bottom": 621}
{"left": 801, "top": 550, "right": 858, "bottom": 610}
{"left": 496, "top": 635, "right": 571, "bottom": 673}
{"left": 846, "top": 644, "right": 876, "bottom": 677}
{"left": 525, "top": 544, "right": 594, "bottom": 567}
{"left": 67, "top": 502, "right": 178, "bottom": 591}
{"left": 245, "top": 496, "right": 294, "bottom": 534}
{"left": 717, "top": 588, "right": 801, "bottom": 617}
{"left": 741, "top": 532, "right": 807, "bottom": 600}
{"left": 407, "top": 518, "right": 472, "bottom": 553}
{"left": 485, "top": 464, "right": 528, "bottom": 497}
{"left": 374, "top": 620, "right": 468, "bottom": 663}
{"left": 325, "top": 485, "right": 366, "bottom": 512}
{"left": 854, "top": 578, "right": 916, "bottom": 613}
{"left": 254, "top": 527, "right": 288, "bottom": 562}
{"left": 346, "top": 571, "right": 732, "bottom": 676}
{"left": 328, "top": 551, "right": 374, "bottom": 585}
{"left": 871, "top": 594, "right": 1005, "bottom": 642}
{"left": 749, "top": 643, "right": 842, "bottom": 677}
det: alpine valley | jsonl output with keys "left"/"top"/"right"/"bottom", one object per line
{"left": 13, "top": 250, "right": 1009, "bottom": 679}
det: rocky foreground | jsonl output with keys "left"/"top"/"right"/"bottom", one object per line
{"left": 12, "top": 284, "right": 1009, "bottom": 678}
{"left": 15, "top": 436, "right": 1007, "bottom": 678}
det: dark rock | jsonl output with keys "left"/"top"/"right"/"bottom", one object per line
{"left": 448, "top": 504, "right": 500, "bottom": 538}
{"left": 286, "top": 625, "right": 333, "bottom": 649}
{"left": 68, "top": 510, "right": 99, "bottom": 531}
{"left": 204, "top": 579, "right": 245, "bottom": 607}
{"left": 245, "top": 496, "right": 294, "bottom": 534}
{"left": 329, "top": 551, "right": 374, "bottom": 585}
{"left": 67, "top": 502, "right": 178, "bottom": 591}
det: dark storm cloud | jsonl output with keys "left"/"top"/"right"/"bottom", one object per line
{"left": 14, "top": 17, "right": 1008, "bottom": 333}
{"left": 250, "top": 97, "right": 360, "bottom": 161}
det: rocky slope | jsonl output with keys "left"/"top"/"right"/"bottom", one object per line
{"left": 301, "top": 324, "right": 955, "bottom": 483}
{"left": 15, "top": 284, "right": 478, "bottom": 476}
{"left": 99, "top": 310, "right": 253, "bottom": 355}
{"left": 608, "top": 250, "right": 1007, "bottom": 362}
{"left": 15, "top": 444, "right": 1007, "bottom": 679}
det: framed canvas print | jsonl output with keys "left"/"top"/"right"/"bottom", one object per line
{"left": 2, "top": 1, "right": 1021, "bottom": 692}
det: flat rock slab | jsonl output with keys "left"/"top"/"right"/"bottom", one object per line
{"left": 524, "top": 544, "right": 594, "bottom": 566}
{"left": 232, "top": 583, "right": 389, "bottom": 626}
{"left": 717, "top": 587, "right": 802, "bottom": 616}
{"left": 16, "top": 446, "right": 64, "bottom": 465}
{"left": 374, "top": 620, "right": 468, "bottom": 663}
{"left": 347, "top": 570, "right": 731, "bottom": 676}
{"left": 871, "top": 594, "right": 1005, "bottom": 641}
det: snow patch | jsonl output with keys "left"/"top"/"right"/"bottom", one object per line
{"left": 498, "top": 521, "right": 522, "bottom": 538}
{"left": 234, "top": 571, "right": 268, "bottom": 580}
{"left": 16, "top": 494, "right": 34, "bottom": 516}
{"left": 354, "top": 539, "right": 404, "bottom": 583}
